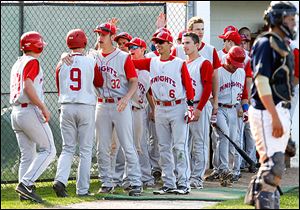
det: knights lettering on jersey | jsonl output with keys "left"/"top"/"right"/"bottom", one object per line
{"left": 187, "top": 56, "right": 207, "bottom": 101}
{"left": 10, "top": 55, "right": 44, "bottom": 105}
{"left": 95, "top": 48, "right": 129, "bottom": 98}
{"left": 132, "top": 70, "right": 150, "bottom": 108}
{"left": 58, "top": 55, "right": 98, "bottom": 105}
{"left": 149, "top": 57, "right": 186, "bottom": 101}
{"left": 218, "top": 66, "right": 246, "bottom": 104}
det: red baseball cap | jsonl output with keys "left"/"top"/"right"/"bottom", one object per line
{"left": 152, "top": 27, "right": 171, "bottom": 38}
{"left": 221, "top": 25, "right": 238, "bottom": 35}
{"left": 114, "top": 32, "right": 132, "bottom": 42}
{"left": 177, "top": 30, "right": 187, "bottom": 40}
{"left": 151, "top": 31, "right": 173, "bottom": 43}
{"left": 240, "top": 34, "right": 251, "bottom": 41}
{"left": 94, "top": 23, "right": 117, "bottom": 35}
{"left": 125, "top": 37, "right": 147, "bottom": 48}
{"left": 218, "top": 31, "right": 241, "bottom": 45}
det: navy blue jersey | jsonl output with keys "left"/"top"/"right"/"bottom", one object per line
{"left": 250, "top": 35, "right": 293, "bottom": 110}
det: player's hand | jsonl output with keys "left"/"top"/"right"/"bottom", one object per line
{"left": 117, "top": 96, "right": 129, "bottom": 112}
{"left": 108, "top": 17, "right": 119, "bottom": 26}
{"left": 210, "top": 114, "right": 217, "bottom": 127}
{"left": 243, "top": 111, "right": 249, "bottom": 123}
{"left": 156, "top": 13, "right": 167, "bottom": 28}
{"left": 272, "top": 115, "right": 284, "bottom": 138}
{"left": 184, "top": 106, "right": 194, "bottom": 124}
{"left": 61, "top": 52, "right": 73, "bottom": 66}
{"left": 40, "top": 105, "right": 50, "bottom": 123}
{"left": 238, "top": 108, "right": 243, "bottom": 117}
{"left": 149, "top": 110, "right": 155, "bottom": 122}
{"left": 192, "top": 108, "right": 201, "bottom": 122}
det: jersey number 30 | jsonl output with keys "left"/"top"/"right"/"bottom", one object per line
{"left": 70, "top": 68, "right": 81, "bottom": 91}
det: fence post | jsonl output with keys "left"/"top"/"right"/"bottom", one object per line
{"left": 18, "top": 1, "right": 24, "bottom": 56}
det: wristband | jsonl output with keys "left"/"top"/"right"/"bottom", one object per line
{"left": 242, "top": 103, "right": 249, "bottom": 112}
{"left": 186, "top": 100, "right": 194, "bottom": 106}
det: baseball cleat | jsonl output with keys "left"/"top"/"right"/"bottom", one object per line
{"left": 153, "top": 186, "right": 176, "bottom": 195}
{"left": 16, "top": 182, "right": 43, "bottom": 203}
{"left": 53, "top": 180, "right": 68, "bottom": 197}
{"left": 128, "top": 186, "right": 142, "bottom": 196}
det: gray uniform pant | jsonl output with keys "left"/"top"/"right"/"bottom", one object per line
{"left": 11, "top": 105, "right": 56, "bottom": 186}
{"left": 155, "top": 103, "right": 190, "bottom": 188}
{"left": 189, "top": 102, "right": 212, "bottom": 184}
{"left": 95, "top": 103, "right": 142, "bottom": 188}
{"left": 240, "top": 122, "right": 257, "bottom": 168}
{"left": 216, "top": 106, "right": 239, "bottom": 173}
{"left": 55, "top": 104, "right": 95, "bottom": 195}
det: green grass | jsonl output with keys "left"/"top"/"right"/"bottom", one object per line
{"left": 208, "top": 188, "right": 299, "bottom": 209}
{"left": 1, "top": 181, "right": 299, "bottom": 209}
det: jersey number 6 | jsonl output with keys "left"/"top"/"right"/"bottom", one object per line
{"left": 70, "top": 68, "right": 81, "bottom": 91}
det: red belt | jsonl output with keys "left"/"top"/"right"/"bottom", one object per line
{"left": 218, "top": 103, "right": 237, "bottom": 108}
{"left": 21, "top": 103, "right": 28, "bottom": 108}
{"left": 155, "top": 99, "right": 183, "bottom": 106}
{"left": 98, "top": 98, "right": 121, "bottom": 103}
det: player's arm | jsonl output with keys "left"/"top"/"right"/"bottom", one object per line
{"left": 255, "top": 74, "right": 283, "bottom": 138}
{"left": 146, "top": 89, "right": 155, "bottom": 121}
{"left": 181, "top": 62, "right": 194, "bottom": 101}
{"left": 132, "top": 58, "right": 151, "bottom": 71}
{"left": 55, "top": 61, "right": 62, "bottom": 96}
{"left": 23, "top": 60, "right": 50, "bottom": 122}
{"left": 117, "top": 56, "right": 138, "bottom": 112}
{"left": 244, "top": 60, "right": 253, "bottom": 101}
{"left": 194, "top": 60, "right": 213, "bottom": 121}
{"left": 293, "top": 48, "right": 299, "bottom": 85}
{"left": 212, "top": 48, "right": 221, "bottom": 114}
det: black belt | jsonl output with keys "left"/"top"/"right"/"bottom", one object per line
{"left": 281, "top": 102, "right": 291, "bottom": 109}
{"left": 218, "top": 103, "right": 237, "bottom": 108}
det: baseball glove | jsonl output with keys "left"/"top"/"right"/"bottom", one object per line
{"left": 285, "top": 138, "right": 296, "bottom": 157}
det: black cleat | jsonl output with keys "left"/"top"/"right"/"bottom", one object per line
{"left": 152, "top": 171, "right": 162, "bottom": 183}
{"left": 153, "top": 186, "right": 176, "bottom": 195}
{"left": 16, "top": 182, "right": 43, "bottom": 203}
{"left": 98, "top": 186, "right": 114, "bottom": 194}
{"left": 174, "top": 186, "right": 190, "bottom": 195}
{"left": 205, "top": 171, "right": 220, "bottom": 181}
{"left": 128, "top": 186, "right": 142, "bottom": 196}
{"left": 53, "top": 180, "right": 68, "bottom": 197}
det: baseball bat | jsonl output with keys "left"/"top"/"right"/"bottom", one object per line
{"left": 215, "top": 125, "right": 260, "bottom": 168}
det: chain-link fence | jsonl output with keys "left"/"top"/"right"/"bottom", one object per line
{"left": 1, "top": 1, "right": 187, "bottom": 188}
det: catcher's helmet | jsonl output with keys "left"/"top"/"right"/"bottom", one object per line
{"left": 264, "top": 1, "right": 298, "bottom": 40}
{"left": 226, "top": 46, "right": 245, "bottom": 68}
{"left": 66, "top": 29, "right": 87, "bottom": 49}
{"left": 20, "top": 31, "right": 46, "bottom": 53}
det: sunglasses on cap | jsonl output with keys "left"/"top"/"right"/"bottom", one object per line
{"left": 128, "top": 45, "right": 140, "bottom": 50}
{"left": 155, "top": 39, "right": 167, "bottom": 45}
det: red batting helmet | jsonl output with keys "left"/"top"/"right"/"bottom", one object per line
{"left": 114, "top": 32, "right": 133, "bottom": 42}
{"left": 20, "top": 31, "right": 47, "bottom": 53}
{"left": 152, "top": 27, "right": 171, "bottom": 38}
{"left": 125, "top": 37, "right": 147, "bottom": 48}
{"left": 177, "top": 30, "right": 187, "bottom": 40}
{"left": 222, "top": 25, "right": 238, "bottom": 35}
{"left": 66, "top": 29, "right": 88, "bottom": 49}
{"left": 226, "top": 46, "right": 245, "bottom": 68}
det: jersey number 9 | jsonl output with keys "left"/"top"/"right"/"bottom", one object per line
{"left": 70, "top": 68, "right": 81, "bottom": 91}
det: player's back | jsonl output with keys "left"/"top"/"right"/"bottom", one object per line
{"left": 58, "top": 54, "right": 97, "bottom": 105}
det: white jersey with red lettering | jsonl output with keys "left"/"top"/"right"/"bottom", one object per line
{"left": 10, "top": 55, "right": 44, "bottom": 105}
{"left": 58, "top": 54, "right": 98, "bottom": 105}
{"left": 186, "top": 56, "right": 207, "bottom": 101}
{"left": 218, "top": 66, "right": 246, "bottom": 104}
{"left": 217, "top": 49, "right": 227, "bottom": 63}
{"left": 132, "top": 70, "right": 150, "bottom": 109}
{"left": 150, "top": 57, "right": 186, "bottom": 101}
{"left": 95, "top": 48, "right": 129, "bottom": 98}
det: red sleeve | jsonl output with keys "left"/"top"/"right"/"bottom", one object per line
{"left": 197, "top": 60, "right": 213, "bottom": 111}
{"left": 132, "top": 58, "right": 151, "bottom": 71}
{"left": 55, "top": 62, "right": 62, "bottom": 95}
{"left": 124, "top": 56, "right": 138, "bottom": 80}
{"left": 93, "top": 64, "right": 104, "bottom": 87}
{"left": 244, "top": 60, "right": 253, "bottom": 78}
{"left": 212, "top": 48, "right": 221, "bottom": 69}
{"left": 181, "top": 62, "right": 194, "bottom": 101}
{"left": 294, "top": 48, "right": 299, "bottom": 78}
{"left": 241, "top": 77, "right": 248, "bottom": 100}
{"left": 23, "top": 59, "right": 39, "bottom": 81}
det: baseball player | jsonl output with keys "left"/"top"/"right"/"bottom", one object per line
{"left": 239, "top": 27, "right": 252, "bottom": 52}
{"left": 114, "top": 32, "right": 132, "bottom": 53}
{"left": 217, "top": 25, "right": 239, "bottom": 59}
{"left": 176, "top": 30, "right": 187, "bottom": 45}
{"left": 132, "top": 31, "right": 195, "bottom": 195}
{"left": 215, "top": 46, "right": 248, "bottom": 187}
{"left": 53, "top": 29, "right": 103, "bottom": 197}
{"left": 11, "top": 31, "right": 56, "bottom": 203}
{"left": 93, "top": 22, "right": 142, "bottom": 196}
{"left": 182, "top": 32, "right": 214, "bottom": 189}
{"left": 245, "top": 2, "right": 297, "bottom": 208}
